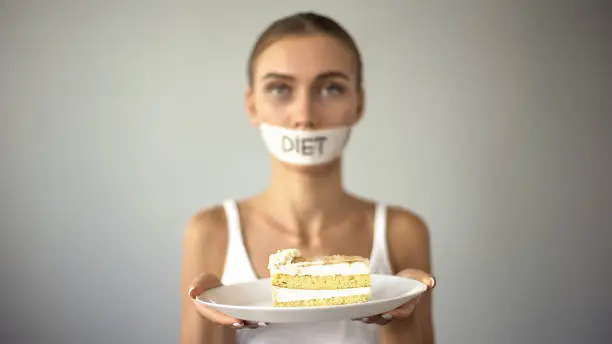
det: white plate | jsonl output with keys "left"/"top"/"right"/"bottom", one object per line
{"left": 195, "top": 274, "right": 427, "bottom": 323}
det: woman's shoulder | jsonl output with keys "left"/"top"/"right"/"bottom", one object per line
{"left": 355, "top": 195, "right": 430, "bottom": 270}
{"left": 383, "top": 203, "right": 431, "bottom": 273}
{"left": 180, "top": 203, "right": 233, "bottom": 286}
{"left": 385, "top": 204, "right": 429, "bottom": 237}
{"left": 182, "top": 202, "right": 230, "bottom": 246}
{"left": 354, "top": 195, "right": 428, "bottom": 234}
{"left": 188, "top": 203, "right": 227, "bottom": 225}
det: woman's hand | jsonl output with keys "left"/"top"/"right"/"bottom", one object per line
{"left": 358, "top": 269, "right": 436, "bottom": 325}
{"left": 187, "top": 273, "right": 269, "bottom": 329}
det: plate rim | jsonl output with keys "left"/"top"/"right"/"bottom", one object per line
{"left": 195, "top": 274, "right": 428, "bottom": 311}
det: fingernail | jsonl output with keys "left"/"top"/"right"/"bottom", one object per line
{"left": 187, "top": 287, "right": 196, "bottom": 298}
{"left": 232, "top": 322, "right": 243, "bottom": 328}
{"left": 257, "top": 322, "right": 269, "bottom": 327}
{"left": 381, "top": 313, "right": 393, "bottom": 320}
{"left": 428, "top": 276, "right": 436, "bottom": 289}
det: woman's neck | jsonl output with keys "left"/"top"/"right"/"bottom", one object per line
{"left": 258, "top": 158, "right": 353, "bottom": 234}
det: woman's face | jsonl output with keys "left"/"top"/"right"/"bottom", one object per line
{"left": 246, "top": 34, "right": 363, "bottom": 129}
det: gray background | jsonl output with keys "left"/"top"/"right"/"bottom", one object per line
{"left": 1, "top": 1, "right": 611, "bottom": 343}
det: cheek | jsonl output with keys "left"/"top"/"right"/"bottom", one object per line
{"left": 317, "top": 101, "right": 358, "bottom": 125}
{"left": 253, "top": 95, "right": 289, "bottom": 124}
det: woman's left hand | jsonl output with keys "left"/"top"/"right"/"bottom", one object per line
{"left": 357, "top": 269, "right": 436, "bottom": 326}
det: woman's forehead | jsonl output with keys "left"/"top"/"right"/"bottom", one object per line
{"left": 253, "top": 35, "right": 356, "bottom": 81}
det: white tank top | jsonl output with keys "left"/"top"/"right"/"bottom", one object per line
{"left": 221, "top": 200, "right": 394, "bottom": 344}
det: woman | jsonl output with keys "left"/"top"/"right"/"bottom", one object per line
{"left": 180, "top": 11, "right": 436, "bottom": 344}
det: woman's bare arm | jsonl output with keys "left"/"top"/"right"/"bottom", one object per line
{"left": 179, "top": 207, "right": 234, "bottom": 344}
{"left": 379, "top": 208, "right": 435, "bottom": 344}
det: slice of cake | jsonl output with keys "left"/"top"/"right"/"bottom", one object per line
{"left": 268, "top": 248, "right": 372, "bottom": 307}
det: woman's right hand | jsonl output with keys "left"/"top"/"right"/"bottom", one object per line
{"left": 187, "top": 273, "right": 269, "bottom": 329}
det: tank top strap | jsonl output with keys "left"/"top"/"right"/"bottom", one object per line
{"left": 221, "top": 200, "right": 257, "bottom": 285}
{"left": 369, "top": 203, "right": 394, "bottom": 275}
{"left": 223, "top": 200, "right": 242, "bottom": 244}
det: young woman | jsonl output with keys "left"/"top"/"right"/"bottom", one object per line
{"left": 180, "top": 11, "right": 436, "bottom": 344}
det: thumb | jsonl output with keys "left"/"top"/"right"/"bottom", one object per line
{"left": 188, "top": 273, "right": 222, "bottom": 299}
{"left": 397, "top": 269, "right": 436, "bottom": 290}
{"left": 187, "top": 273, "right": 242, "bottom": 327}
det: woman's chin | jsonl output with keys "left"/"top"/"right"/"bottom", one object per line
{"left": 276, "top": 158, "right": 342, "bottom": 175}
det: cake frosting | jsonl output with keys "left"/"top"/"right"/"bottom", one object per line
{"left": 268, "top": 248, "right": 302, "bottom": 273}
{"left": 275, "top": 261, "right": 370, "bottom": 276}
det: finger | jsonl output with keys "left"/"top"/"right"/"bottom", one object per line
{"left": 397, "top": 269, "right": 436, "bottom": 290}
{"left": 187, "top": 274, "right": 270, "bottom": 329}
{"left": 353, "top": 314, "right": 392, "bottom": 326}
{"left": 385, "top": 302, "right": 417, "bottom": 319}
{"left": 242, "top": 321, "right": 270, "bottom": 329}
{"left": 385, "top": 298, "right": 419, "bottom": 318}
{"left": 192, "top": 298, "right": 242, "bottom": 326}
{"left": 380, "top": 297, "right": 420, "bottom": 320}
{"left": 188, "top": 273, "right": 222, "bottom": 298}
{"left": 187, "top": 273, "right": 241, "bottom": 327}
{"left": 427, "top": 275, "right": 436, "bottom": 289}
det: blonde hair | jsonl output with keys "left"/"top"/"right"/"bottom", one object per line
{"left": 247, "top": 12, "right": 363, "bottom": 87}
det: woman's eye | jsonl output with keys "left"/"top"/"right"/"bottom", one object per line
{"left": 322, "top": 84, "right": 345, "bottom": 96}
{"left": 267, "top": 84, "right": 291, "bottom": 96}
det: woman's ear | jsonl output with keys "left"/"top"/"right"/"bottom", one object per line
{"left": 245, "top": 87, "right": 260, "bottom": 126}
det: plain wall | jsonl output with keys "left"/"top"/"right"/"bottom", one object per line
{"left": 1, "top": 1, "right": 611, "bottom": 343}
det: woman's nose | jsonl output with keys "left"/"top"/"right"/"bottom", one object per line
{"left": 292, "top": 119, "right": 316, "bottom": 129}
{"left": 291, "top": 92, "right": 317, "bottom": 129}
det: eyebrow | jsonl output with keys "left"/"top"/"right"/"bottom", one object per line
{"left": 261, "top": 71, "right": 350, "bottom": 81}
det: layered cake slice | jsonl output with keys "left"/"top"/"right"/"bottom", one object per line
{"left": 268, "top": 248, "right": 372, "bottom": 307}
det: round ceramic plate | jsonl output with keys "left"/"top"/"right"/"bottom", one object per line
{"left": 195, "top": 274, "right": 427, "bottom": 323}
